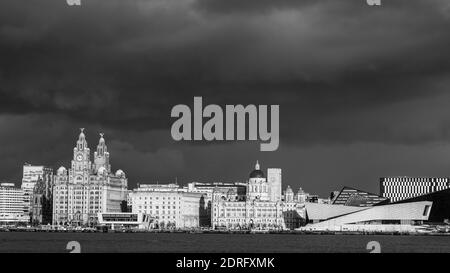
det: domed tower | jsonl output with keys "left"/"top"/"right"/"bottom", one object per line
{"left": 296, "top": 187, "right": 306, "bottom": 203}
{"left": 97, "top": 166, "right": 107, "bottom": 176}
{"left": 284, "top": 185, "right": 294, "bottom": 202}
{"left": 115, "top": 169, "right": 126, "bottom": 178}
{"left": 247, "top": 160, "right": 270, "bottom": 201}
{"left": 94, "top": 133, "right": 111, "bottom": 174}
{"left": 57, "top": 166, "right": 67, "bottom": 176}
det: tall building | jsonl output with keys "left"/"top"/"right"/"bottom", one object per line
{"left": 0, "top": 183, "right": 29, "bottom": 225}
{"left": 21, "top": 164, "right": 53, "bottom": 218}
{"left": 21, "top": 165, "right": 54, "bottom": 195}
{"left": 52, "top": 129, "right": 128, "bottom": 226}
{"left": 267, "top": 168, "right": 282, "bottom": 202}
{"left": 380, "top": 177, "right": 450, "bottom": 202}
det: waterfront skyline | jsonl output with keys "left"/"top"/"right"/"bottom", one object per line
{"left": 1, "top": 0, "right": 450, "bottom": 197}
{"left": 3, "top": 126, "right": 450, "bottom": 198}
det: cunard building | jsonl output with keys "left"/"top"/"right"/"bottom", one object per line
{"left": 52, "top": 129, "right": 128, "bottom": 226}
{"left": 211, "top": 161, "right": 306, "bottom": 230}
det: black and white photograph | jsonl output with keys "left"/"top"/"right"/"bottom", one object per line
{"left": 1, "top": 0, "right": 450, "bottom": 266}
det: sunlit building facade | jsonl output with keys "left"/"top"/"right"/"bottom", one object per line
{"left": 211, "top": 161, "right": 306, "bottom": 230}
{"left": 0, "top": 183, "right": 29, "bottom": 225}
{"left": 52, "top": 129, "right": 128, "bottom": 226}
{"left": 128, "top": 184, "right": 205, "bottom": 229}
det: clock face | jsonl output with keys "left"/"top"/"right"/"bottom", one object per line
{"left": 76, "top": 154, "right": 83, "bottom": 161}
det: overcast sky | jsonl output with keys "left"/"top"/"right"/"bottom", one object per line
{"left": 1, "top": 0, "right": 450, "bottom": 197}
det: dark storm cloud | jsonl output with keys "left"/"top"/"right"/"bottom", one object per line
{"left": 1, "top": 0, "right": 450, "bottom": 194}
{"left": 194, "top": 0, "right": 320, "bottom": 14}
{"left": 1, "top": 0, "right": 449, "bottom": 133}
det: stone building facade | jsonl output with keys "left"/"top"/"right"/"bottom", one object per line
{"left": 52, "top": 129, "right": 128, "bottom": 226}
{"left": 211, "top": 161, "right": 306, "bottom": 230}
{"left": 128, "top": 184, "right": 205, "bottom": 229}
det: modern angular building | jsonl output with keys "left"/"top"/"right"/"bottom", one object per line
{"left": 302, "top": 201, "right": 432, "bottom": 232}
{"left": 97, "top": 212, "right": 153, "bottom": 230}
{"left": 332, "top": 186, "right": 388, "bottom": 207}
{"left": 380, "top": 176, "right": 450, "bottom": 202}
{"left": 52, "top": 129, "right": 128, "bottom": 226}
{"left": 391, "top": 188, "right": 450, "bottom": 224}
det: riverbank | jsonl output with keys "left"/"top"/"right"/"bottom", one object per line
{"left": 1, "top": 226, "right": 450, "bottom": 236}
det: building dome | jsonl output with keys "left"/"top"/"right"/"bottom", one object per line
{"left": 115, "top": 169, "right": 125, "bottom": 178}
{"left": 249, "top": 160, "right": 264, "bottom": 178}
{"left": 285, "top": 185, "right": 293, "bottom": 193}
{"left": 249, "top": 169, "right": 265, "bottom": 178}
{"left": 57, "top": 166, "right": 67, "bottom": 175}
{"left": 97, "top": 166, "right": 107, "bottom": 176}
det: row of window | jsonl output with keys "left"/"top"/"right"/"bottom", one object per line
{"left": 137, "top": 196, "right": 181, "bottom": 200}
{"left": 139, "top": 210, "right": 177, "bottom": 214}
{"left": 383, "top": 178, "right": 448, "bottom": 183}
{"left": 216, "top": 218, "right": 283, "bottom": 223}
{"left": 249, "top": 185, "right": 268, "bottom": 192}
{"left": 137, "top": 205, "right": 178, "bottom": 209}
{"left": 219, "top": 207, "right": 278, "bottom": 212}
{"left": 217, "top": 213, "right": 279, "bottom": 218}
{"left": 222, "top": 202, "right": 278, "bottom": 207}
{"left": 55, "top": 209, "right": 100, "bottom": 214}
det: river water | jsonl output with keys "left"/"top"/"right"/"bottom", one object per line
{"left": 0, "top": 233, "right": 449, "bottom": 253}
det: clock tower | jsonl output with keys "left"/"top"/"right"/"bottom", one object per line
{"left": 71, "top": 128, "right": 92, "bottom": 175}
{"left": 53, "top": 128, "right": 128, "bottom": 227}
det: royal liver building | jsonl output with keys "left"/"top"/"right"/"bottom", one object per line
{"left": 53, "top": 129, "right": 128, "bottom": 226}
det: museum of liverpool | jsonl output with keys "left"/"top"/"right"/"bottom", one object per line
{"left": 299, "top": 185, "right": 450, "bottom": 233}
